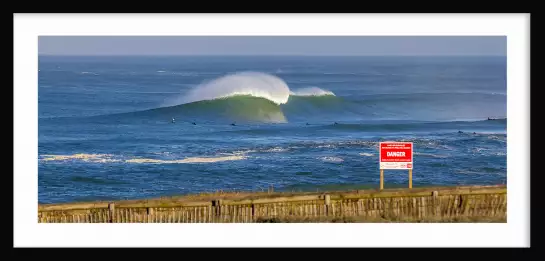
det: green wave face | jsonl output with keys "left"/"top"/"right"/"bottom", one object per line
{"left": 144, "top": 95, "right": 287, "bottom": 123}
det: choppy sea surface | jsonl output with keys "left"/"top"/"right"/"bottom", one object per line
{"left": 38, "top": 56, "right": 507, "bottom": 204}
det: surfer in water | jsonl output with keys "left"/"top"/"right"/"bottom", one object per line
{"left": 171, "top": 117, "right": 175, "bottom": 123}
{"left": 231, "top": 122, "right": 236, "bottom": 126}
{"left": 334, "top": 122, "right": 339, "bottom": 125}
{"left": 192, "top": 122, "right": 196, "bottom": 125}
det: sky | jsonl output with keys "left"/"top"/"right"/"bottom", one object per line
{"left": 38, "top": 36, "right": 506, "bottom": 56}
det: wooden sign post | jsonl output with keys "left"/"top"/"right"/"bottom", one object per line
{"left": 380, "top": 169, "right": 384, "bottom": 190}
{"left": 409, "top": 169, "right": 412, "bottom": 189}
{"left": 379, "top": 142, "right": 414, "bottom": 190}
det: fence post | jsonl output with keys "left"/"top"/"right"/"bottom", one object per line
{"left": 147, "top": 207, "right": 154, "bottom": 223}
{"left": 251, "top": 203, "right": 255, "bottom": 222}
{"left": 108, "top": 203, "right": 115, "bottom": 223}
{"left": 431, "top": 191, "right": 439, "bottom": 216}
{"left": 324, "top": 194, "right": 331, "bottom": 216}
{"left": 212, "top": 199, "right": 222, "bottom": 222}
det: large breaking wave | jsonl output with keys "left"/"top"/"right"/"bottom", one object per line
{"left": 95, "top": 72, "right": 339, "bottom": 123}
{"left": 163, "top": 72, "right": 336, "bottom": 106}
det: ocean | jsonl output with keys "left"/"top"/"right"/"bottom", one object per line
{"left": 38, "top": 55, "right": 507, "bottom": 204}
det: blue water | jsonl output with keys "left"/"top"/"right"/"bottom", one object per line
{"left": 38, "top": 56, "right": 507, "bottom": 204}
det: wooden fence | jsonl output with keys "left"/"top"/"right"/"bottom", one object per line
{"left": 38, "top": 185, "right": 507, "bottom": 223}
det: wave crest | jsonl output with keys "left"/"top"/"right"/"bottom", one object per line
{"left": 174, "top": 71, "right": 291, "bottom": 106}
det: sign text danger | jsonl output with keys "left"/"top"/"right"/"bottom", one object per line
{"left": 387, "top": 151, "right": 406, "bottom": 157}
{"left": 379, "top": 142, "right": 413, "bottom": 170}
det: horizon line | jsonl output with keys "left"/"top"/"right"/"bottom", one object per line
{"left": 38, "top": 54, "right": 507, "bottom": 57}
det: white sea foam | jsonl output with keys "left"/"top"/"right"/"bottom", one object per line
{"left": 456, "top": 170, "right": 483, "bottom": 175}
{"left": 157, "top": 71, "right": 199, "bottom": 76}
{"left": 40, "top": 154, "right": 120, "bottom": 163}
{"left": 228, "top": 150, "right": 257, "bottom": 155}
{"left": 40, "top": 153, "right": 246, "bottom": 164}
{"left": 471, "top": 147, "right": 487, "bottom": 153}
{"left": 317, "top": 144, "right": 336, "bottom": 149}
{"left": 359, "top": 152, "right": 374, "bottom": 157}
{"left": 290, "top": 87, "right": 335, "bottom": 97}
{"left": 126, "top": 155, "right": 246, "bottom": 164}
{"left": 319, "top": 156, "right": 344, "bottom": 163}
{"left": 261, "top": 147, "right": 288, "bottom": 153}
{"left": 414, "top": 152, "right": 448, "bottom": 158}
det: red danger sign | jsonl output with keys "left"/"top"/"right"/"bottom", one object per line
{"left": 379, "top": 142, "right": 413, "bottom": 169}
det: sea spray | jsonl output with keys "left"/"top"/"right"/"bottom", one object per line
{"left": 166, "top": 71, "right": 291, "bottom": 106}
